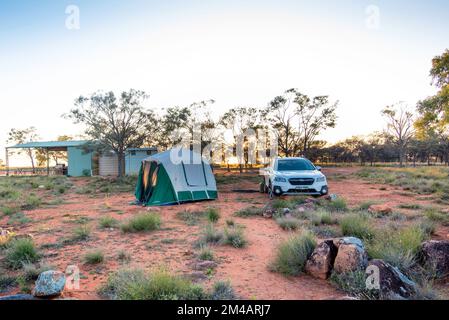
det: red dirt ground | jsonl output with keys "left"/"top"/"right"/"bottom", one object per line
{"left": 1, "top": 167, "right": 448, "bottom": 300}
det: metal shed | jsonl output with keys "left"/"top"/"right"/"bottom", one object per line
{"left": 5, "top": 140, "right": 92, "bottom": 177}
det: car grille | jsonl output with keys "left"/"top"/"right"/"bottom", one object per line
{"left": 289, "top": 178, "right": 315, "bottom": 186}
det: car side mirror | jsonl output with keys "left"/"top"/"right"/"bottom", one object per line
{"left": 316, "top": 166, "right": 322, "bottom": 171}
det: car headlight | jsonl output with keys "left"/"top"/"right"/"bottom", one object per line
{"left": 316, "top": 176, "right": 326, "bottom": 183}
{"left": 274, "top": 176, "right": 287, "bottom": 182}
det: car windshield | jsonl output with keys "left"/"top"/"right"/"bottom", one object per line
{"left": 277, "top": 159, "right": 315, "bottom": 171}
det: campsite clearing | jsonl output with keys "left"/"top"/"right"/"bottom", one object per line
{"left": 0, "top": 167, "right": 448, "bottom": 300}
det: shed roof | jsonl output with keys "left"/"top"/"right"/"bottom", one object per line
{"left": 7, "top": 140, "right": 90, "bottom": 150}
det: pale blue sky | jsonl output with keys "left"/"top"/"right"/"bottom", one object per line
{"left": 1, "top": 0, "right": 448, "bottom": 164}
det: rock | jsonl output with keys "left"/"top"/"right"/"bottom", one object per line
{"left": 263, "top": 211, "right": 274, "bottom": 219}
{"left": 33, "top": 270, "right": 66, "bottom": 298}
{"left": 305, "top": 240, "right": 338, "bottom": 279}
{"left": 333, "top": 237, "right": 368, "bottom": 273}
{"left": 282, "top": 208, "right": 290, "bottom": 214}
{"left": 295, "top": 202, "right": 315, "bottom": 213}
{"left": 441, "top": 208, "right": 449, "bottom": 214}
{"left": 367, "top": 259, "right": 416, "bottom": 299}
{"left": 420, "top": 240, "right": 449, "bottom": 277}
{"left": 192, "top": 260, "right": 217, "bottom": 271}
{"left": 368, "top": 204, "right": 393, "bottom": 215}
{"left": 0, "top": 294, "right": 37, "bottom": 300}
{"left": 325, "top": 194, "right": 338, "bottom": 201}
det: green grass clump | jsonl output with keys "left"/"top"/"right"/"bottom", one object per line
{"left": 100, "top": 268, "right": 205, "bottom": 300}
{"left": 234, "top": 206, "right": 263, "bottom": 217}
{"left": 121, "top": 212, "right": 161, "bottom": 233}
{"left": 340, "top": 214, "right": 374, "bottom": 240}
{"left": 358, "top": 200, "right": 379, "bottom": 211}
{"left": 206, "top": 207, "right": 220, "bottom": 223}
{"left": 325, "top": 197, "right": 348, "bottom": 212}
{"left": 223, "top": 227, "right": 247, "bottom": 248}
{"left": 7, "top": 212, "right": 32, "bottom": 225}
{"left": 23, "top": 194, "right": 42, "bottom": 210}
{"left": 275, "top": 217, "right": 301, "bottom": 230}
{"left": 424, "top": 208, "right": 448, "bottom": 224}
{"left": 5, "top": 239, "right": 40, "bottom": 270}
{"left": 398, "top": 203, "right": 422, "bottom": 210}
{"left": 198, "top": 245, "right": 214, "bottom": 261}
{"left": 210, "top": 281, "right": 237, "bottom": 300}
{"left": 0, "top": 274, "right": 17, "bottom": 292}
{"left": 84, "top": 250, "right": 105, "bottom": 265}
{"left": 117, "top": 250, "right": 132, "bottom": 263}
{"left": 72, "top": 225, "right": 91, "bottom": 241}
{"left": 99, "top": 216, "right": 119, "bottom": 229}
{"left": 271, "top": 199, "right": 294, "bottom": 210}
{"left": 270, "top": 231, "right": 316, "bottom": 276}
{"left": 309, "top": 209, "right": 334, "bottom": 226}
{"left": 330, "top": 271, "right": 378, "bottom": 300}
{"left": 176, "top": 210, "right": 204, "bottom": 225}
{"left": 366, "top": 225, "right": 426, "bottom": 272}
{"left": 199, "top": 224, "right": 224, "bottom": 246}
{"left": 1, "top": 205, "right": 21, "bottom": 216}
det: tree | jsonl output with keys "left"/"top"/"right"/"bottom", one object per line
{"left": 415, "top": 49, "right": 449, "bottom": 164}
{"left": 262, "top": 89, "right": 302, "bottom": 157}
{"left": 381, "top": 103, "right": 414, "bottom": 167}
{"left": 6, "top": 127, "right": 39, "bottom": 173}
{"left": 66, "top": 89, "right": 150, "bottom": 177}
{"left": 294, "top": 92, "right": 338, "bottom": 157}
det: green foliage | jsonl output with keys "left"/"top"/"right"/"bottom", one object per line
{"left": 198, "top": 245, "right": 214, "bottom": 261}
{"left": 340, "top": 214, "right": 374, "bottom": 240}
{"left": 100, "top": 268, "right": 205, "bottom": 300}
{"left": 275, "top": 216, "right": 301, "bottom": 230}
{"left": 270, "top": 231, "right": 316, "bottom": 276}
{"left": 198, "top": 224, "right": 224, "bottom": 246}
{"left": 84, "top": 250, "right": 105, "bottom": 264}
{"left": 330, "top": 271, "right": 378, "bottom": 300}
{"left": 121, "top": 212, "right": 161, "bottom": 233}
{"left": 308, "top": 209, "right": 335, "bottom": 226}
{"left": 210, "top": 281, "right": 237, "bottom": 300}
{"left": 0, "top": 274, "right": 17, "bottom": 292}
{"left": 98, "top": 216, "right": 119, "bottom": 229}
{"left": 176, "top": 210, "right": 205, "bottom": 225}
{"left": 5, "top": 239, "right": 40, "bottom": 270}
{"left": 7, "top": 212, "right": 32, "bottom": 225}
{"left": 223, "top": 227, "right": 247, "bottom": 248}
{"left": 234, "top": 206, "right": 263, "bottom": 217}
{"left": 206, "top": 207, "right": 220, "bottom": 223}
{"left": 366, "top": 225, "right": 426, "bottom": 272}
{"left": 324, "top": 197, "right": 348, "bottom": 212}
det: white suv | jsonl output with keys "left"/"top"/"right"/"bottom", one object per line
{"left": 260, "top": 157, "right": 328, "bottom": 197}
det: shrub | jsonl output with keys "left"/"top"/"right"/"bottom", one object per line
{"left": 271, "top": 199, "right": 293, "bottom": 210}
{"left": 0, "top": 274, "right": 17, "bottom": 292}
{"left": 210, "top": 281, "right": 237, "bottom": 300}
{"left": 198, "top": 245, "right": 214, "bottom": 261}
{"left": 5, "top": 239, "right": 40, "bottom": 269}
{"left": 121, "top": 212, "right": 161, "bottom": 233}
{"left": 99, "top": 216, "right": 119, "bottom": 229}
{"left": 325, "top": 197, "right": 348, "bottom": 212}
{"left": 309, "top": 225, "right": 342, "bottom": 238}
{"left": 424, "top": 208, "right": 448, "bottom": 223}
{"left": 226, "top": 219, "right": 235, "bottom": 227}
{"left": 71, "top": 225, "right": 91, "bottom": 242}
{"left": 23, "top": 194, "right": 42, "bottom": 210}
{"left": 176, "top": 210, "right": 204, "bottom": 225}
{"left": 340, "top": 214, "right": 374, "bottom": 240}
{"left": 358, "top": 200, "right": 378, "bottom": 211}
{"left": 206, "top": 207, "right": 220, "bottom": 223}
{"left": 21, "top": 262, "right": 52, "bottom": 281}
{"left": 417, "top": 219, "right": 436, "bottom": 236}
{"left": 330, "top": 271, "right": 378, "bottom": 300}
{"left": 7, "top": 212, "right": 32, "bottom": 225}
{"left": 275, "top": 217, "right": 301, "bottom": 230}
{"left": 398, "top": 203, "right": 422, "bottom": 210}
{"left": 117, "top": 250, "right": 131, "bottom": 263}
{"left": 234, "top": 206, "right": 263, "bottom": 217}
{"left": 309, "top": 209, "right": 334, "bottom": 226}
{"left": 100, "top": 268, "right": 205, "bottom": 300}
{"left": 1, "top": 206, "right": 21, "bottom": 216}
{"left": 270, "top": 231, "right": 316, "bottom": 276}
{"left": 223, "top": 227, "right": 247, "bottom": 248}
{"left": 366, "top": 225, "right": 426, "bottom": 272}
{"left": 198, "top": 224, "right": 224, "bottom": 246}
{"left": 84, "top": 250, "right": 104, "bottom": 264}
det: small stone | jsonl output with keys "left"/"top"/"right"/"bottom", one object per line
{"left": 33, "top": 270, "right": 66, "bottom": 298}
{"left": 282, "top": 208, "right": 290, "bottom": 214}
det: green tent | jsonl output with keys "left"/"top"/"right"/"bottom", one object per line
{"left": 135, "top": 148, "right": 218, "bottom": 206}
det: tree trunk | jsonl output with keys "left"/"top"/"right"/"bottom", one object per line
{"left": 117, "top": 151, "right": 125, "bottom": 178}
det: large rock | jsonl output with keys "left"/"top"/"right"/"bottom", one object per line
{"left": 33, "top": 270, "right": 66, "bottom": 298}
{"left": 367, "top": 259, "right": 416, "bottom": 299}
{"left": 333, "top": 237, "right": 368, "bottom": 273}
{"left": 368, "top": 204, "right": 393, "bottom": 215}
{"left": 305, "top": 240, "right": 338, "bottom": 279}
{"left": 420, "top": 240, "right": 449, "bottom": 277}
